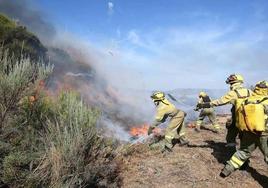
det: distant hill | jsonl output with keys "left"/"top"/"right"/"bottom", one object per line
{"left": 168, "top": 88, "right": 231, "bottom": 120}
{"left": 117, "top": 87, "right": 231, "bottom": 124}
{"left": 0, "top": 13, "right": 47, "bottom": 61}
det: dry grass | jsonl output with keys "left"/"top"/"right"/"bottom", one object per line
{"left": 119, "top": 116, "right": 268, "bottom": 188}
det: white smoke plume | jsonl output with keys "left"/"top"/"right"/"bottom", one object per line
{"left": 0, "top": 0, "right": 157, "bottom": 141}
{"left": 108, "top": 2, "right": 114, "bottom": 15}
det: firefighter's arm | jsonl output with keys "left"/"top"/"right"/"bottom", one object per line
{"left": 148, "top": 107, "right": 166, "bottom": 135}
{"left": 194, "top": 97, "right": 203, "bottom": 111}
{"left": 210, "top": 91, "right": 236, "bottom": 107}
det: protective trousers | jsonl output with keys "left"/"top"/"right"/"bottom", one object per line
{"left": 226, "top": 107, "right": 240, "bottom": 144}
{"left": 164, "top": 110, "right": 186, "bottom": 149}
{"left": 226, "top": 131, "right": 268, "bottom": 171}
{"left": 196, "top": 108, "right": 220, "bottom": 130}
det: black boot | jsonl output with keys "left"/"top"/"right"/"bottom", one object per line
{"left": 179, "top": 136, "right": 189, "bottom": 146}
{"left": 220, "top": 164, "right": 235, "bottom": 178}
{"left": 240, "top": 159, "right": 250, "bottom": 170}
{"left": 161, "top": 145, "right": 172, "bottom": 153}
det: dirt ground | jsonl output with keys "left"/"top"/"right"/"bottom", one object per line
{"left": 119, "top": 115, "right": 268, "bottom": 188}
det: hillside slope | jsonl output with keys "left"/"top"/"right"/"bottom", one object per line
{"left": 120, "top": 116, "right": 268, "bottom": 188}
{"left": 0, "top": 14, "right": 47, "bottom": 61}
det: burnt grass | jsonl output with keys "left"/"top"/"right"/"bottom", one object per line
{"left": 119, "top": 115, "right": 268, "bottom": 188}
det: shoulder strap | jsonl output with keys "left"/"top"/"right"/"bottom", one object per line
{"left": 258, "top": 97, "right": 268, "bottom": 104}
{"left": 234, "top": 89, "right": 242, "bottom": 98}
{"left": 161, "top": 100, "right": 169, "bottom": 105}
{"left": 247, "top": 89, "right": 250, "bottom": 97}
{"left": 234, "top": 89, "right": 250, "bottom": 99}
{"left": 245, "top": 97, "right": 268, "bottom": 105}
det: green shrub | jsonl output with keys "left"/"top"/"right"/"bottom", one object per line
{"left": 0, "top": 50, "right": 53, "bottom": 130}
{"left": 0, "top": 14, "right": 47, "bottom": 61}
{"left": 0, "top": 49, "right": 121, "bottom": 187}
{"left": 2, "top": 151, "right": 39, "bottom": 187}
{"left": 32, "top": 92, "right": 121, "bottom": 187}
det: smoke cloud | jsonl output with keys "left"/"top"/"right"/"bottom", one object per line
{"left": 0, "top": 0, "right": 56, "bottom": 42}
{"left": 108, "top": 2, "right": 114, "bottom": 15}
{"left": 3, "top": 0, "right": 265, "bottom": 141}
{"left": 0, "top": 0, "right": 153, "bottom": 141}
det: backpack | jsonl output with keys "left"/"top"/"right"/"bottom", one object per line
{"left": 234, "top": 88, "right": 251, "bottom": 116}
{"left": 236, "top": 95, "right": 268, "bottom": 132}
{"left": 202, "top": 96, "right": 211, "bottom": 103}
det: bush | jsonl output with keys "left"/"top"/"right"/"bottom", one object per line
{"left": 2, "top": 151, "right": 39, "bottom": 187}
{"left": 0, "top": 51, "right": 121, "bottom": 187}
{"left": 0, "top": 14, "right": 47, "bottom": 61}
{"left": 33, "top": 92, "right": 121, "bottom": 187}
{"left": 0, "top": 49, "right": 53, "bottom": 130}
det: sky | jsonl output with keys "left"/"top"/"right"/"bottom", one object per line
{"left": 34, "top": 0, "right": 268, "bottom": 90}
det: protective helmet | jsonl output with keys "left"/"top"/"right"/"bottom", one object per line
{"left": 225, "top": 74, "right": 244, "bottom": 84}
{"left": 199, "top": 91, "right": 207, "bottom": 97}
{"left": 254, "top": 80, "right": 268, "bottom": 96}
{"left": 151, "top": 91, "right": 165, "bottom": 101}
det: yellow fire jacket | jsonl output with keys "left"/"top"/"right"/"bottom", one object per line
{"left": 151, "top": 98, "right": 183, "bottom": 127}
{"left": 211, "top": 83, "right": 252, "bottom": 107}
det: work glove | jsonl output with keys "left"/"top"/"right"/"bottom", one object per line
{"left": 147, "top": 126, "right": 155, "bottom": 135}
{"left": 197, "top": 102, "right": 211, "bottom": 109}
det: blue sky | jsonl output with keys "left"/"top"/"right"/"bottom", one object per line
{"left": 36, "top": 0, "right": 268, "bottom": 90}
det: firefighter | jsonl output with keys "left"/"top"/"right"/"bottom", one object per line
{"left": 148, "top": 91, "right": 189, "bottom": 152}
{"left": 198, "top": 74, "right": 252, "bottom": 148}
{"left": 194, "top": 91, "right": 220, "bottom": 133}
{"left": 220, "top": 81, "right": 268, "bottom": 177}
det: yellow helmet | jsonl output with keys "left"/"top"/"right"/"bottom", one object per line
{"left": 254, "top": 80, "right": 268, "bottom": 96}
{"left": 199, "top": 91, "right": 207, "bottom": 97}
{"left": 151, "top": 91, "right": 165, "bottom": 101}
{"left": 225, "top": 74, "right": 244, "bottom": 84}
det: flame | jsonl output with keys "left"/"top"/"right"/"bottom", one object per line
{"left": 130, "top": 124, "right": 161, "bottom": 137}
{"left": 187, "top": 122, "right": 196, "bottom": 128}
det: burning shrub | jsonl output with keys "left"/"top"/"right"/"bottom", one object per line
{"left": 0, "top": 50, "right": 52, "bottom": 187}
{"left": 0, "top": 51, "right": 121, "bottom": 187}
{"left": 0, "top": 49, "right": 53, "bottom": 130}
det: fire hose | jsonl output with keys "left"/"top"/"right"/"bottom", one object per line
{"left": 130, "top": 134, "right": 155, "bottom": 145}
{"left": 167, "top": 93, "right": 191, "bottom": 107}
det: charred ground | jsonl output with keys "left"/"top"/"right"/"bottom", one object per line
{"left": 119, "top": 115, "right": 268, "bottom": 188}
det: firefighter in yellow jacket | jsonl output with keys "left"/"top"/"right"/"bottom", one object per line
{"left": 148, "top": 91, "right": 189, "bottom": 152}
{"left": 198, "top": 74, "right": 252, "bottom": 147}
{"left": 195, "top": 92, "right": 220, "bottom": 133}
{"left": 220, "top": 81, "right": 268, "bottom": 177}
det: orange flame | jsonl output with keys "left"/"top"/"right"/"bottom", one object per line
{"left": 130, "top": 124, "right": 161, "bottom": 137}
{"left": 187, "top": 122, "right": 196, "bottom": 128}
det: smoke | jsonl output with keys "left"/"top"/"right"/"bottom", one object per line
{"left": 1, "top": 0, "right": 239, "bottom": 141}
{"left": 0, "top": 0, "right": 145, "bottom": 141}
{"left": 0, "top": 0, "right": 56, "bottom": 43}
{"left": 108, "top": 2, "right": 114, "bottom": 15}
